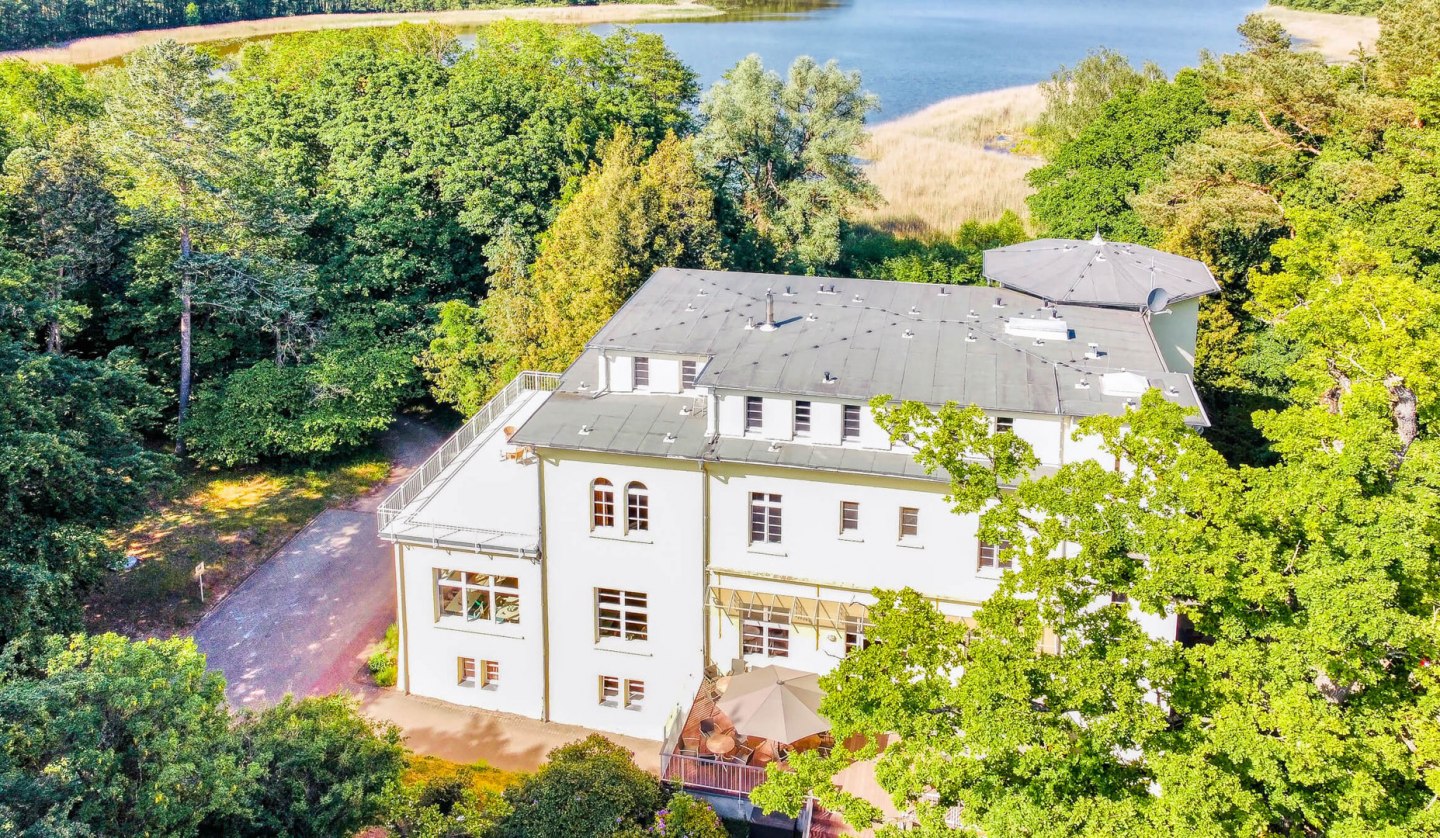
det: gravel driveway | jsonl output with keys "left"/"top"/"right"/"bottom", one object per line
{"left": 194, "top": 415, "right": 447, "bottom": 707}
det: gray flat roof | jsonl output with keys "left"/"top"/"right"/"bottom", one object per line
{"left": 510, "top": 266, "right": 1210, "bottom": 483}
{"left": 584, "top": 268, "right": 1205, "bottom": 418}
{"left": 983, "top": 237, "right": 1219, "bottom": 309}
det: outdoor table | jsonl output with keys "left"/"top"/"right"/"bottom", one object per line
{"left": 714, "top": 676, "right": 732, "bottom": 695}
{"left": 705, "top": 732, "right": 736, "bottom": 755}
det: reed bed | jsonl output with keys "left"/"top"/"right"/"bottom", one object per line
{"left": 859, "top": 84, "right": 1046, "bottom": 236}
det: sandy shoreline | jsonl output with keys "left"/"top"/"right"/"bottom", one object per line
{"left": 1258, "top": 3, "right": 1378, "bottom": 63}
{"left": 0, "top": 2, "right": 720, "bottom": 65}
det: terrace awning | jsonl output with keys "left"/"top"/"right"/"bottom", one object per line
{"left": 707, "top": 587, "right": 870, "bottom": 633}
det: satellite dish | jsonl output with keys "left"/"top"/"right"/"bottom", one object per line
{"left": 1145, "top": 287, "right": 1171, "bottom": 313}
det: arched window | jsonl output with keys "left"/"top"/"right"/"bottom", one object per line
{"left": 626, "top": 482, "right": 649, "bottom": 533}
{"left": 592, "top": 479, "right": 615, "bottom": 529}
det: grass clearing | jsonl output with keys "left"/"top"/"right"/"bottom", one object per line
{"left": 87, "top": 449, "right": 390, "bottom": 637}
{"left": 860, "top": 85, "right": 1046, "bottom": 237}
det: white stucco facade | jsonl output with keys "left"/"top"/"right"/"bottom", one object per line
{"left": 380, "top": 258, "right": 1211, "bottom": 743}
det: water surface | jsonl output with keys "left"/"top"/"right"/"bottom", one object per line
{"left": 589, "top": 0, "right": 1260, "bottom": 118}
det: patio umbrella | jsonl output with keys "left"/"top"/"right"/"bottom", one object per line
{"left": 716, "top": 665, "right": 829, "bottom": 743}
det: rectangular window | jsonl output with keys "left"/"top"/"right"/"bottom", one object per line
{"left": 844, "top": 616, "right": 872, "bottom": 653}
{"left": 1110, "top": 592, "right": 1129, "bottom": 605}
{"left": 899, "top": 507, "right": 919, "bottom": 539}
{"left": 458, "top": 657, "right": 476, "bottom": 686}
{"left": 840, "top": 500, "right": 860, "bottom": 534}
{"left": 843, "top": 404, "right": 861, "bottom": 441}
{"left": 437, "top": 571, "right": 521, "bottom": 624}
{"left": 682, "top": 359, "right": 699, "bottom": 388}
{"left": 599, "top": 675, "right": 621, "bottom": 705}
{"left": 625, "top": 679, "right": 645, "bottom": 708}
{"left": 481, "top": 660, "right": 500, "bottom": 688}
{"left": 597, "top": 589, "right": 648, "bottom": 641}
{"left": 741, "top": 604, "right": 791, "bottom": 657}
{"left": 749, "top": 492, "right": 782, "bottom": 544}
{"left": 794, "top": 400, "right": 811, "bottom": 435}
{"left": 994, "top": 416, "right": 1014, "bottom": 434}
{"left": 633, "top": 356, "right": 649, "bottom": 388}
{"left": 745, "top": 396, "right": 764, "bottom": 432}
{"left": 978, "top": 540, "right": 1014, "bottom": 571}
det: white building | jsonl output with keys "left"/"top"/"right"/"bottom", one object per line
{"left": 378, "top": 237, "right": 1218, "bottom": 743}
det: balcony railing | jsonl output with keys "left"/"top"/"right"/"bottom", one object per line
{"left": 377, "top": 371, "right": 560, "bottom": 534}
{"left": 661, "top": 751, "right": 768, "bottom": 796}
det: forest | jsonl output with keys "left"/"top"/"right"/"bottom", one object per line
{"left": 0, "top": 0, "right": 621, "bottom": 51}
{"left": 3, "top": 0, "right": 1440, "bottom": 834}
{"left": 750, "top": 5, "right": 1440, "bottom": 836}
{"left": 1270, "top": 0, "right": 1383, "bottom": 14}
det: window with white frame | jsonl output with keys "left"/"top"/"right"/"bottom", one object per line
{"left": 592, "top": 478, "right": 616, "bottom": 529}
{"left": 844, "top": 615, "right": 872, "bottom": 653}
{"left": 437, "top": 571, "right": 520, "bottom": 624}
{"left": 458, "top": 657, "right": 476, "bottom": 686}
{"left": 749, "top": 492, "right": 782, "bottom": 544}
{"left": 741, "top": 604, "right": 790, "bottom": 657}
{"left": 625, "top": 482, "right": 649, "bottom": 533}
{"left": 843, "top": 404, "right": 861, "bottom": 441}
{"left": 745, "top": 396, "right": 764, "bottom": 432}
{"left": 633, "top": 356, "right": 650, "bottom": 388}
{"left": 840, "top": 500, "right": 860, "bottom": 534}
{"left": 978, "top": 540, "right": 1014, "bottom": 571}
{"left": 899, "top": 506, "right": 919, "bottom": 540}
{"left": 682, "top": 359, "right": 699, "bottom": 388}
{"left": 794, "top": 400, "right": 811, "bottom": 435}
{"left": 994, "top": 416, "right": 1014, "bottom": 434}
{"left": 596, "top": 589, "right": 648, "bottom": 641}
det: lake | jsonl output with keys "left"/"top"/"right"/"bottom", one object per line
{"left": 585, "top": 0, "right": 1260, "bottom": 119}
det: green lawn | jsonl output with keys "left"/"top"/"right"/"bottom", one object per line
{"left": 87, "top": 449, "right": 390, "bottom": 637}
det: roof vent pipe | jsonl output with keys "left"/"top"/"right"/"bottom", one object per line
{"left": 759, "top": 290, "right": 778, "bottom": 332}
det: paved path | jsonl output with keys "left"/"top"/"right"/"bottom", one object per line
{"left": 194, "top": 415, "right": 447, "bottom": 708}
{"left": 191, "top": 413, "right": 665, "bottom": 772}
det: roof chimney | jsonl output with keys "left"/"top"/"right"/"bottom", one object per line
{"left": 759, "top": 289, "right": 778, "bottom": 332}
{"left": 1091, "top": 230, "right": 1105, "bottom": 246}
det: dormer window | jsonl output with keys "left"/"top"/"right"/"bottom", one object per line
{"left": 843, "top": 405, "right": 861, "bottom": 441}
{"left": 746, "top": 396, "right": 764, "bottom": 432}
{"left": 682, "top": 359, "right": 699, "bottom": 389}
{"left": 794, "top": 401, "right": 811, "bottom": 436}
{"left": 633, "top": 357, "right": 650, "bottom": 389}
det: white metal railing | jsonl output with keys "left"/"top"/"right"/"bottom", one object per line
{"left": 661, "top": 752, "right": 767, "bottom": 796}
{"left": 377, "top": 371, "right": 560, "bottom": 534}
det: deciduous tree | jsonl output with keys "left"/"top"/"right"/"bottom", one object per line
{"left": 697, "top": 54, "right": 878, "bottom": 272}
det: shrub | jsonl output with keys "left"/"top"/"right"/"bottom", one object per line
{"left": 650, "top": 793, "right": 729, "bottom": 838}
{"left": 496, "top": 735, "right": 662, "bottom": 838}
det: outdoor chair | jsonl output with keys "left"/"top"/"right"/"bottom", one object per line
{"left": 680, "top": 737, "right": 701, "bottom": 757}
{"left": 725, "top": 754, "right": 748, "bottom": 766}
{"left": 734, "top": 744, "right": 755, "bottom": 763}
{"left": 729, "top": 657, "right": 749, "bottom": 676}
{"left": 699, "top": 719, "right": 717, "bottom": 737}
